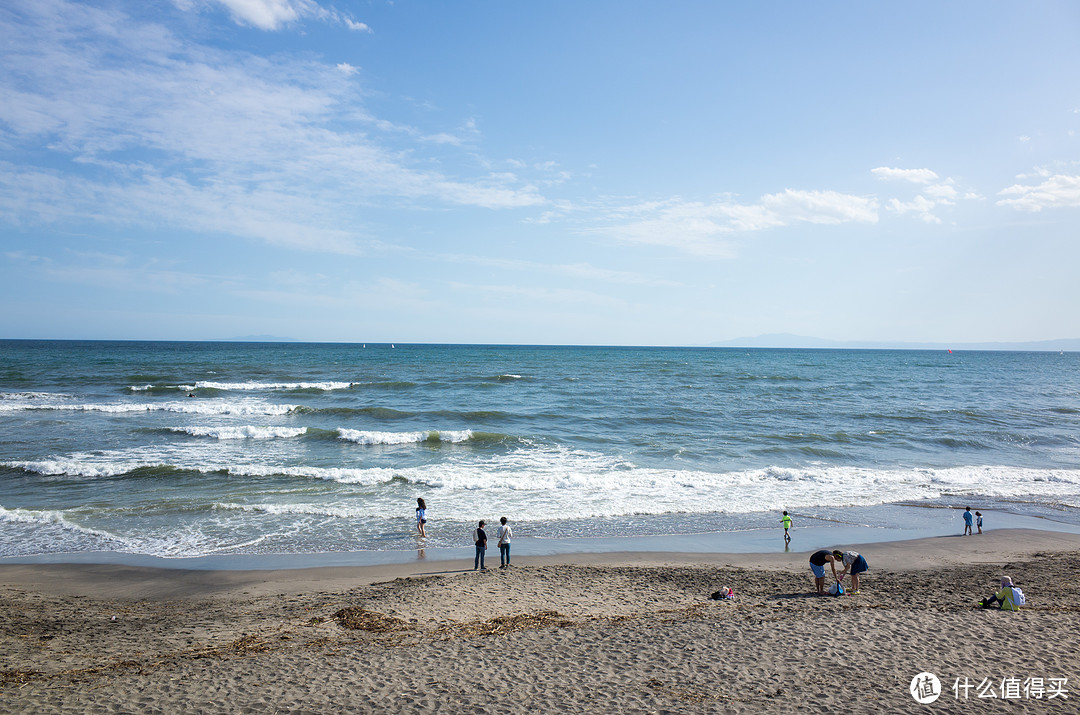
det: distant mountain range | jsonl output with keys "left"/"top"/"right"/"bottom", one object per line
{"left": 708, "top": 333, "right": 1080, "bottom": 351}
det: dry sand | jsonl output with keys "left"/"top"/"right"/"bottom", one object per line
{"left": 2, "top": 529, "right": 1079, "bottom": 713}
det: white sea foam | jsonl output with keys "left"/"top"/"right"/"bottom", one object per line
{"left": 0, "top": 401, "right": 299, "bottom": 415}
{"left": 214, "top": 502, "right": 366, "bottom": 518}
{"left": 9, "top": 438, "right": 1080, "bottom": 519}
{"left": 174, "top": 426, "right": 308, "bottom": 440}
{"left": 225, "top": 464, "right": 398, "bottom": 486}
{"left": 336, "top": 428, "right": 473, "bottom": 445}
{"left": 0, "top": 504, "right": 129, "bottom": 544}
{"left": 193, "top": 381, "right": 355, "bottom": 391}
{"left": 5, "top": 458, "right": 163, "bottom": 478}
{"left": 0, "top": 391, "right": 72, "bottom": 401}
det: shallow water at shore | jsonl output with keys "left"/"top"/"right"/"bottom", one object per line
{"left": 4, "top": 504, "right": 1078, "bottom": 570}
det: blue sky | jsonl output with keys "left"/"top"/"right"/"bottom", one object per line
{"left": 1, "top": 0, "right": 1078, "bottom": 345}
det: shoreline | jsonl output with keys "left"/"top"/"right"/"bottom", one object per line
{"left": 3, "top": 528, "right": 1079, "bottom": 713}
{"left": 3, "top": 528, "right": 1079, "bottom": 598}
{"left": 4, "top": 503, "right": 1079, "bottom": 573}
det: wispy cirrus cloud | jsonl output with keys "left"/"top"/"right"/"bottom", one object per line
{"left": 593, "top": 189, "right": 879, "bottom": 258}
{"left": 997, "top": 168, "right": 1080, "bottom": 211}
{"left": 871, "top": 167, "right": 939, "bottom": 184}
{"left": 439, "top": 254, "right": 681, "bottom": 287}
{"left": 873, "top": 166, "right": 979, "bottom": 223}
{"left": 0, "top": 0, "right": 542, "bottom": 253}
{"left": 5, "top": 249, "right": 222, "bottom": 294}
{"left": 174, "top": 0, "right": 370, "bottom": 32}
{"left": 448, "top": 281, "right": 628, "bottom": 309}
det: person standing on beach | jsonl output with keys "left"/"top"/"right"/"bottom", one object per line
{"left": 781, "top": 511, "right": 792, "bottom": 543}
{"left": 963, "top": 507, "right": 973, "bottom": 536}
{"left": 976, "top": 511, "right": 983, "bottom": 534}
{"left": 416, "top": 498, "right": 427, "bottom": 538}
{"left": 496, "top": 516, "right": 513, "bottom": 568}
{"left": 809, "top": 549, "right": 840, "bottom": 595}
{"left": 473, "top": 520, "right": 488, "bottom": 570}
{"left": 834, "top": 549, "right": 868, "bottom": 594}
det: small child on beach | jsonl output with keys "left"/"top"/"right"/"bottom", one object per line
{"left": 963, "top": 507, "right": 973, "bottom": 536}
{"left": 781, "top": 511, "right": 792, "bottom": 543}
{"left": 416, "top": 497, "right": 427, "bottom": 538}
{"left": 976, "top": 511, "right": 983, "bottom": 534}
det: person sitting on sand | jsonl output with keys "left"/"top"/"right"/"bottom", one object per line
{"left": 979, "top": 576, "right": 1025, "bottom": 611}
{"left": 809, "top": 549, "right": 840, "bottom": 595}
{"left": 833, "top": 549, "right": 868, "bottom": 594}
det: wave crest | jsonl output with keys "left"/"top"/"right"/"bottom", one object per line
{"left": 336, "top": 429, "right": 473, "bottom": 445}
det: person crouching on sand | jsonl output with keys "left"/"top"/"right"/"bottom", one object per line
{"left": 834, "top": 549, "right": 868, "bottom": 594}
{"left": 809, "top": 549, "right": 840, "bottom": 595}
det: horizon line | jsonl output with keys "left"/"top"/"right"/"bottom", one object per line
{"left": 1, "top": 337, "right": 1077, "bottom": 352}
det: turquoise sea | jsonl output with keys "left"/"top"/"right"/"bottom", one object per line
{"left": 1, "top": 341, "right": 1079, "bottom": 564}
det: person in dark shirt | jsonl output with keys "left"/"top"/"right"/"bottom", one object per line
{"left": 809, "top": 549, "right": 840, "bottom": 595}
{"left": 473, "top": 520, "right": 488, "bottom": 571}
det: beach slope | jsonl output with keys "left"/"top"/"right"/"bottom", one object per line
{"left": 2, "top": 529, "right": 1079, "bottom": 713}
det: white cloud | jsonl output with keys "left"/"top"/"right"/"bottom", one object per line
{"left": 592, "top": 189, "right": 878, "bottom": 258}
{"left": 342, "top": 18, "right": 371, "bottom": 33}
{"left": 760, "top": 189, "right": 879, "bottom": 225}
{"left": 923, "top": 182, "right": 959, "bottom": 202}
{"left": 0, "top": 163, "right": 367, "bottom": 254}
{"left": 997, "top": 173, "right": 1080, "bottom": 211}
{"left": 0, "top": 0, "right": 543, "bottom": 251}
{"left": 875, "top": 168, "right": 978, "bottom": 222}
{"left": 214, "top": 0, "right": 305, "bottom": 30}
{"left": 871, "top": 167, "right": 939, "bottom": 184}
{"left": 336, "top": 62, "right": 359, "bottom": 75}
{"left": 887, "top": 196, "right": 941, "bottom": 224}
{"left": 177, "top": 0, "right": 369, "bottom": 32}
{"left": 448, "top": 282, "right": 628, "bottom": 309}
{"left": 440, "top": 254, "right": 680, "bottom": 288}
{"left": 34, "top": 252, "right": 220, "bottom": 293}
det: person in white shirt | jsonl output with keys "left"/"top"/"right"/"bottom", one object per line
{"left": 496, "top": 516, "right": 513, "bottom": 568}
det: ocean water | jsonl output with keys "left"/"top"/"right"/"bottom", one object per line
{"left": 1, "top": 340, "right": 1079, "bottom": 561}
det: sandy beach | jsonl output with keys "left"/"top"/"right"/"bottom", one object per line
{"left": 2, "top": 529, "right": 1079, "bottom": 713}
